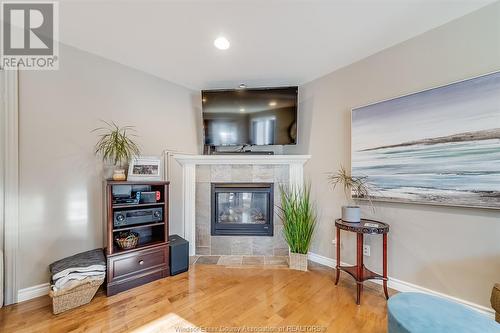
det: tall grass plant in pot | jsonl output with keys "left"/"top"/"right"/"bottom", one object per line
{"left": 327, "top": 165, "right": 372, "bottom": 223}
{"left": 278, "top": 184, "right": 316, "bottom": 271}
{"left": 93, "top": 121, "right": 141, "bottom": 181}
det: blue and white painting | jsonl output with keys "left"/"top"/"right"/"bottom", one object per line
{"left": 352, "top": 72, "right": 500, "bottom": 209}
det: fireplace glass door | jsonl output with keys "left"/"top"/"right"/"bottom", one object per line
{"left": 211, "top": 183, "right": 274, "bottom": 236}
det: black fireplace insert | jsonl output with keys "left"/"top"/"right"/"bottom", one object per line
{"left": 211, "top": 183, "right": 274, "bottom": 236}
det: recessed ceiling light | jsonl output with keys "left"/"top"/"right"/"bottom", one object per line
{"left": 214, "top": 36, "right": 230, "bottom": 50}
{"left": 240, "top": 108, "right": 245, "bottom": 112}
{"left": 269, "top": 101, "right": 277, "bottom": 106}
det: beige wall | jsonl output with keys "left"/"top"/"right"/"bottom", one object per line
{"left": 18, "top": 44, "right": 199, "bottom": 288}
{"left": 285, "top": 2, "right": 500, "bottom": 308}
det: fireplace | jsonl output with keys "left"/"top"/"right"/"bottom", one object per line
{"left": 211, "top": 183, "right": 274, "bottom": 236}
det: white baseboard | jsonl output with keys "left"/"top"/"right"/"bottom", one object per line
{"left": 308, "top": 252, "right": 338, "bottom": 267}
{"left": 17, "top": 283, "right": 50, "bottom": 303}
{"left": 307, "top": 252, "right": 495, "bottom": 319}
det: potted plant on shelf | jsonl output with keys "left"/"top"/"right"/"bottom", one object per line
{"left": 93, "top": 121, "right": 140, "bottom": 181}
{"left": 327, "top": 165, "right": 372, "bottom": 223}
{"left": 278, "top": 184, "right": 317, "bottom": 271}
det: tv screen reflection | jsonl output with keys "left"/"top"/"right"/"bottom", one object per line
{"left": 202, "top": 87, "right": 297, "bottom": 146}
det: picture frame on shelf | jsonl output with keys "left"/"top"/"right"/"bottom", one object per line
{"left": 127, "top": 156, "right": 163, "bottom": 181}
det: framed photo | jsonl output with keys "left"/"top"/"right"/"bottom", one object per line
{"left": 127, "top": 156, "right": 163, "bottom": 181}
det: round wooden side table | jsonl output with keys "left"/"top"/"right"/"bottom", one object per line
{"left": 334, "top": 218, "right": 390, "bottom": 305}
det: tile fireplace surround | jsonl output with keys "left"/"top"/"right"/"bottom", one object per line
{"left": 174, "top": 155, "right": 311, "bottom": 256}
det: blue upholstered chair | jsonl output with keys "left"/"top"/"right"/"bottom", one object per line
{"left": 387, "top": 292, "right": 500, "bottom": 333}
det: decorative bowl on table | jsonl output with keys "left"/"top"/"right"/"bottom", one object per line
{"left": 115, "top": 231, "right": 139, "bottom": 250}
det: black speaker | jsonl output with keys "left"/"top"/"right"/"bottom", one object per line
{"left": 169, "top": 234, "right": 189, "bottom": 275}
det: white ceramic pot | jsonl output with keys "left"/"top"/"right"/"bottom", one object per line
{"left": 342, "top": 206, "right": 361, "bottom": 223}
{"left": 102, "top": 164, "right": 114, "bottom": 180}
{"left": 289, "top": 252, "right": 308, "bottom": 271}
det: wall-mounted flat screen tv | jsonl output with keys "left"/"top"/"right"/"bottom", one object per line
{"left": 202, "top": 86, "right": 298, "bottom": 146}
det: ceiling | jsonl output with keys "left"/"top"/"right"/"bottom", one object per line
{"left": 57, "top": 0, "right": 494, "bottom": 90}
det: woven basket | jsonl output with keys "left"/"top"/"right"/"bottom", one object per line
{"left": 289, "top": 252, "right": 308, "bottom": 271}
{"left": 115, "top": 232, "right": 139, "bottom": 250}
{"left": 491, "top": 283, "right": 500, "bottom": 323}
{"left": 49, "top": 278, "right": 104, "bottom": 314}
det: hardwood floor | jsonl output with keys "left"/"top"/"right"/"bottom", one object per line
{"left": 0, "top": 262, "right": 394, "bottom": 332}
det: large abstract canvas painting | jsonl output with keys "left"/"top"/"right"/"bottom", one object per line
{"left": 351, "top": 72, "right": 500, "bottom": 209}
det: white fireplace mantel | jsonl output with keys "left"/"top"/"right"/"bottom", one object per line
{"left": 173, "top": 154, "right": 311, "bottom": 255}
{"left": 174, "top": 154, "right": 311, "bottom": 165}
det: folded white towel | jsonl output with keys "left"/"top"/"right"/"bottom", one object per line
{"left": 53, "top": 271, "right": 105, "bottom": 290}
{"left": 52, "top": 264, "right": 106, "bottom": 281}
{"left": 51, "top": 275, "right": 104, "bottom": 293}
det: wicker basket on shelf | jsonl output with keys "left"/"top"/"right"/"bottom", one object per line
{"left": 49, "top": 278, "right": 104, "bottom": 314}
{"left": 115, "top": 231, "right": 139, "bottom": 250}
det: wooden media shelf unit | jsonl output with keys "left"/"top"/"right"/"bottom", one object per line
{"left": 105, "top": 180, "right": 170, "bottom": 296}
